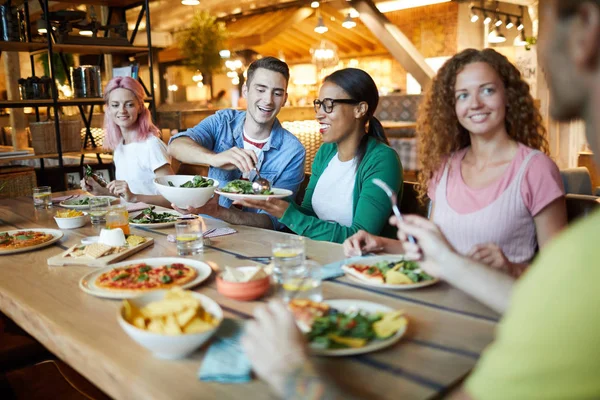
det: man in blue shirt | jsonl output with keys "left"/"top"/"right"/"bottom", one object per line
{"left": 168, "top": 57, "right": 306, "bottom": 230}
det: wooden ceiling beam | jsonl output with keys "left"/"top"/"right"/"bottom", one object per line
{"left": 349, "top": 0, "right": 434, "bottom": 87}
{"left": 319, "top": 4, "right": 379, "bottom": 50}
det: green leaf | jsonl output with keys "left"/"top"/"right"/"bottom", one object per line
{"left": 161, "top": 275, "right": 172, "bottom": 283}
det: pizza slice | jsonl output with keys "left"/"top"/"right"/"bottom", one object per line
{"left": 341, "top": 263, "right": 385, "bottom": 284}
{"left": 288, "top": 299, "right": 330, "bottom": 332}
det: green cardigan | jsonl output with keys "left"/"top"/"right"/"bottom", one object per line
{"left": 279, "top": 136, "right": 403, "bottom": 243}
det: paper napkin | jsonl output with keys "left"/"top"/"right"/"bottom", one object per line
{"left": 198, "top": 319, "right": 251, "bottom": 383}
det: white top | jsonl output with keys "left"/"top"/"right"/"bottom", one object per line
{"left": 242, "top": 129, "right": 268, "bottom": 179}
{"left": 114, "top": 135, "right": 170, "bottom": 195}
{"left": 311, "top": 152, "right": 356, "bottom": 227}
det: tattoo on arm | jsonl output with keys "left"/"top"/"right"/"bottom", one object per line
{"left": 284, "top": 362, "right": 348, "bottom": 400}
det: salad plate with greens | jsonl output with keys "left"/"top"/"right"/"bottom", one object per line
{"left": 215, "top": 179, "right": 292, "bottom": 201}
{"left": 60, "top": 196, "right": 119, "bottom": 209}
{"left": 128, "top": 206, "right": 193, "bottom": 229}
{"left": 290, "top": 299, "right": 408, "bottom": 356}
{"left": 341, "top": 255, "right": 439, "bottom": 290}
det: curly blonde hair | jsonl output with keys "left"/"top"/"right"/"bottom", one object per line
{"left": 416, "top": 48, "right": 548, "bottom": 205}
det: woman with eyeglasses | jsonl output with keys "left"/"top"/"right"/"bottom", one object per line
{"left": 234, "top": 68, "right": 403, "bottom": 243}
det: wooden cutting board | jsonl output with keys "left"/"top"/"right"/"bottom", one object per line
{"left": 47, "top": 237, "right": 154, "bottom": 267}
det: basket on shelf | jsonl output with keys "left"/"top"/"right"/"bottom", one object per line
{"left": 29, "top": 120, "right": 82, "bottom": 155}
{"left": 0, "top": 166, "right": 36, "bottom": 199}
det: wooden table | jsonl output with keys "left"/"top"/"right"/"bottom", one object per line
{"left": 0, "top": 192, "right": 499, "bottom": 400}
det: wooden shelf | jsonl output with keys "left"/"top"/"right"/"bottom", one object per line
{"left": 31, "top": 44, "right": 149, "bottom": 56}
{"left": 49, "top": 0, "right": 149, "bottom": 7}
{"left": 0, "top": 41, "right": 47, "bottom": 52}
{"left": 0, "top": 98, "right": 153, "bottom": 108}
{"left": 0, "top": 147, "right": 112, "bottom": 164}
{"left": 0, "top": 100, "right": 53, "bottom": 108}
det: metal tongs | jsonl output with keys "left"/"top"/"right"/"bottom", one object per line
{"left": 372, "top": 178, "right": 417, "bottom": 244}
{"left": 251, "top": 167, "right": 271, "bottom": 194}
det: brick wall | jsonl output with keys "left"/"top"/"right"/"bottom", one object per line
{"left": 385, "top": 2, "right": 459, "bottom": 92}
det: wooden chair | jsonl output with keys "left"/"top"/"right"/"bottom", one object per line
{"left": 560, "top": 167, "right": 600, "bottom": 196}
{"left": 565, "top": 194, "right": 600, "bottom": 223}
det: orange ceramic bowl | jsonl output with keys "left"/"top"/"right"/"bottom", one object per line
{"left": 216, "top": 268, "right": 271, "bottom": 301}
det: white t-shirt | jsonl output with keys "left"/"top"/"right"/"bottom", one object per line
{"left": 242, "top": 129, "right": 269, "bottom": 179}
{"left": 311, "top": 152, "right": 356, "bottom": 227}
{"left": 114, "top": 135, "right": 170, "bottom": 195}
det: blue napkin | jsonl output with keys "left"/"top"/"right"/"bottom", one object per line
{"left": 198, "top": 319, "right": 252, "bottom": 383}
{"left": 320, "top": 256, "right": 367, "bottom": 280}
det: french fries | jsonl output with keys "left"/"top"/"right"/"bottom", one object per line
{"left": 55, "top": 209, "right": 84, "bottom": 218}
{"left": 123, "top": 288, "right": 217, "bottom": 335}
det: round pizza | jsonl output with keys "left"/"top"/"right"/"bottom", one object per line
{"left": 94, "top": 262, "right": 198, "bottom": 292}
{"left": 0, "top": 230, "right": 54, "bottom": 250}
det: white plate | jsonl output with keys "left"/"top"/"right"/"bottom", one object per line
{"left": 79, "top": 257, "right": 213, "bottom": 299}
{"left": 129, "top": 210, "right": 190, "bottom": 229}
{"left": 0, "top": 229, "right": 64, "bottom": 255}
{"left": 309, "top": 299, "right": 407, "bottom": 357}
{"left": 342, "top": 255, "right": 439, "bottom": 290}
{"left": 60, "top": 195, "right": 119, "bottom": 209}
{"left": 214, "top": 187, "right": 293, "bottom": 201}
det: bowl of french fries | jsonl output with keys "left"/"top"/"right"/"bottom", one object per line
{"left": 54, "top": 210, "right": 88, "bottom": 229}
{"left": 117, "top": 288, "right": 223, "bottom": 359}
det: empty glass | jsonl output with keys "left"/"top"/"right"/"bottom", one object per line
{"left": 280, "top": 260, "right": 323, "bottom": 303}
{"left": 175, "top": 219, "right": 203, "bottom": 256}
{"left": 33, "top": 186, "right": 52, "bottom": 209}
{"left": 272, "top": 236, "right": 306, "bottom": 283}
{"left": 89, "top": 197, "right": 111, "bottom": 225}
{"left": 106, "top": 204, "right": 130, "bottom": 235}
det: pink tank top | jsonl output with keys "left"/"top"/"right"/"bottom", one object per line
{"left": 433, "top": 150, "right": 540, "bottom": 263}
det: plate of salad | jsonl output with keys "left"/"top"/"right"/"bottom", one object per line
{"left": 289, "top": 299, "right": 408, "bottom": 356}
{"left": 341, "top": 255, "right": 439, "bottom": 290}
{"left": 128, "top": 206, "right": 193, "bottom": 229}
{"left": 215, "top": 179, "right": 293, "bottom": 201}
{"left": 167, "top": 175, "right": 215, "bottom": 188}
{"left": 60, "top": 195, "right": 119, "bottom": 209}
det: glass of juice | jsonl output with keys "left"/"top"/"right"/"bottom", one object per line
{"left": 280, "top": 260, "right": 323, "bottom": 303}
{"left": 175, "top": 219, "right": 203, "bottom": 256}
{"left": 33, "top": 186, "right": 52, "bottom": 209}
{"left": 271, "top": 236, "right": 306, "bottom": 283}
{"left": 89, "top": 197, "right": 111, "bottom": 225}
{"left": 106, "top": 204, "right": 130, "bottom": 235}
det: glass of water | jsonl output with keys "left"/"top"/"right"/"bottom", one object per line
{"left": 280, "top": 260, "right": 323, "bottom": 303}
{"left": 175, "top": 219, "right": 203, "bottom": 256}
{"left": 89, "top": 197, "right": 111, "bottom": 226}
{"left": 272, "top": 236, "right": 306, "bottom": 283}
{"left": 33, "top": 186, "right": 52, "bottom": 209}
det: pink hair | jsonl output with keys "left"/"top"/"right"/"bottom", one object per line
{"left": 102, "top": 76, "right": 160, "bottom": 150}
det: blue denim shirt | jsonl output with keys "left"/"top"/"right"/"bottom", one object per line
{"left": 170, "top": 109, "right": 306, "bottom": 230}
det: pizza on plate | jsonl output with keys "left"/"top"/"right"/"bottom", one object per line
{"left": 341, "top": 263, "right": 386, "bottom": 284}
{"left": 288, "top": 299, "right": 330, "bottom": 332}
{"left": 94, "top": 262, "right": 198, "bottom": 292}
{"left": 0, "top": 230, "right": 54, "bottom": 250}
{"left": 342, "top": 260, "right": 435, "bottom": 285}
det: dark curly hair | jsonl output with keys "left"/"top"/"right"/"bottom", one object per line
{"left": 416, "top": 48, "right": 548, "bottom": 205}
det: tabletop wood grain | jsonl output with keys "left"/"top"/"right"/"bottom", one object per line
{"left": 0, "top": 192, "right": 500, "bottom": 400}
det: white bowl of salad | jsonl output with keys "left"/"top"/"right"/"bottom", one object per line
{"left": 154, "top": 175, "right": 219, "bottom": 209}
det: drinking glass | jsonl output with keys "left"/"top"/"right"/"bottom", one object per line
{"left": 106, "top": 204, "right": 130, "bottom": 235}
{"left": 280, "top": 260, "right": 323, "bottom": 303}
{"left": 33, "top": 186, "right": 52, "bottom": 209}
{"left": 271, "top": 236, "right": 306, "bottom": 283}
{"left": 89, "top": 197, "right": 111, "bottom": 225}
{"left": 175, "top": 219, "right": 203, "bottom": 256}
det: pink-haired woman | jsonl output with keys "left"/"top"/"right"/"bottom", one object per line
{"left": 81, "top": 76, "right": 174, "bottom": 207}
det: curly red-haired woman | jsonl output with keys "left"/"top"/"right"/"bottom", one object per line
{"left": 345, "top": 48, "right": 567, "bottom": 277}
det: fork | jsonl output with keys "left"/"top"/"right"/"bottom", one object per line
{"left": 372, "top": 178, "right": 417, "bottom": 244}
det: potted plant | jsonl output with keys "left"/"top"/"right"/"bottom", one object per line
{"left": 177, "top": 11, "right": 228, "bottom": 98}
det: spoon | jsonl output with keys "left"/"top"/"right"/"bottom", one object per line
{"left": 372, "top": 178, "right": 417, "bottom": 244}
{"left": 251, "top": 168, "right": 272, "bottom": 194}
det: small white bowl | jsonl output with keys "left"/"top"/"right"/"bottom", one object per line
{"left": 117, "top": 290, "right": 223, "bottom": 359}
{"left": 54, "top": 212, "right": 88, "bottom": 229}
{"left": 154, "top": 175, "right": 219, "bottom": 209}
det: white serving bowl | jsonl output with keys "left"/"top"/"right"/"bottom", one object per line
{"left": 117, "top": 290, "right": 223, "bottom": 359}
{"left": 53, "top": 212, "right": 88, "bottom": 229}
{"left": 154, "top": 175, "right": 219, "bottom": 209}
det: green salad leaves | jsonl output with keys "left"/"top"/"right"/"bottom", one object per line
{"left": 168, "top": 176, "right": 214, "bottom": 188}
{"left": 220, "top": 179, "right": 273, "bottom": 195}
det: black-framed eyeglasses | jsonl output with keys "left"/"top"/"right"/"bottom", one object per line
{"left": 313, "top": 98, "right": 360, "bottom": 113}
